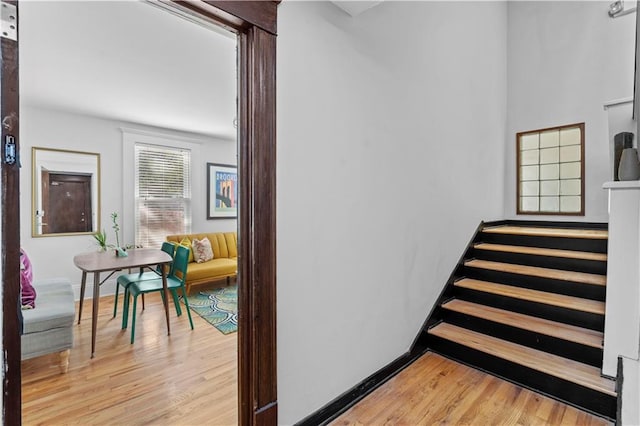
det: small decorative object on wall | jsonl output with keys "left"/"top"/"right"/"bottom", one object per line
{"left": 207, "top": 163, "right": 237, "bottom": 219}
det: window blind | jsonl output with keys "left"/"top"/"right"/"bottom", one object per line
{"left": 135, "top": 143, "right": 191, "bottom": 248}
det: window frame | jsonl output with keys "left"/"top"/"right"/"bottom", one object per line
{"left": 516, "top": 122, "right": 586, "bottom": 216}
{"left": 134, "top": 142, "right": 193, "bottom": 248}
{"left": 122, "top": 129, "right": 202, "bottom": 247}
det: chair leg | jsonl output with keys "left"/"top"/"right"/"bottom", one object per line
{"left": 171, "top": 289, "right": 182, "bottom": 316}
{"left": 122, "top": 288, "right": 130, "bottom": 329}
{"left": 130, "top": 294, "right": 138, "bottom": 344}
{"left": 181, "top": 286, "right": 194, "bottom": 330}
{"left": 142, "top": 293, "right": 145, "bottom": 310}
{"left": 113, "top": 283, "right": 120, "bottom": 318}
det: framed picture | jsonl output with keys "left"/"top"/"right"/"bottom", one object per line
{"left": 207, "top": 162, "right": 238, "bottom": 219}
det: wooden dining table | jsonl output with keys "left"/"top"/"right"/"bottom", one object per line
{"left": 73, "top": 248, "right": 173, "bottom": 358}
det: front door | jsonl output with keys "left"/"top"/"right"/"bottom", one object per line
{"left": 43, "top": 172, "right": 92, "bottom": 234}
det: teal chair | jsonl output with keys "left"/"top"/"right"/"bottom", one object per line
{"left": 113, "top": 241, "right": 178, "bottom": 319}
{"left": 123, "top": 244, "right": 194, "bottom": 343}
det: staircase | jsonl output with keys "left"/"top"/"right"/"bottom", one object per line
{"left": 423, "top": 221, "right": 617, "bottom": 420}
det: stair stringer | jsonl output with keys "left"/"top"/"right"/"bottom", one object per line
{"left": 410, "top": 220, "right": 488, "bottom": 350}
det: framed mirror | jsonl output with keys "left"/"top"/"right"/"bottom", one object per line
{"left": 32, "top": 147, "right": 101, "bottom": 237}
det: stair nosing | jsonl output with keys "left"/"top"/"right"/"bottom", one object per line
{"left": 428, "top": 322, "right": 616, "bottom": 397}
{"left": 464, "top": 259, "right": 606, "bottom": 287}
{"left": 454, "top": 278, "right": 605, "bottom": 315}
{"left": 473, "top": 243, "right": 607, "bottom": 262}
{"left": 482, "top": 226, "right": 608, "bottom": 240}
{"left": 441, "top": 299, "right": 603, "bottom": 349}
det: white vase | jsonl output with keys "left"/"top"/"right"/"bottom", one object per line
{"left": 618, "top": 148, "right": 640, "bottom": 181}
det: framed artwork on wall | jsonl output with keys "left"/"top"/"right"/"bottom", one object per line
{"left": 207, "top": 163, "right": 237, "bottom": 219}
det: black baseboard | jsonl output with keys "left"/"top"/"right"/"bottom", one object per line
{"left": 616, "top": 356, "right": 623, "bottom": 426}
{"left": 295, "top": 346, "right": 428, "bottom": 426}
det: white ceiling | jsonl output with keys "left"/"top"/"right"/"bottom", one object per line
{"left": 19, "top": 1, "right": 238, "bottom": 140}
{"left": 331, "top": 1, "right": 384, "bottom": 17}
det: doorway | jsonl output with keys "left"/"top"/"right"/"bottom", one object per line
{"left": 42, "top": 172, "right": 92, "bottom": 234}
{"left": 1, "top": 1, "right": 277, "bottom": 424}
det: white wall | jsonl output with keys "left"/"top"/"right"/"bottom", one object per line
{"left": 19, "top": 105, "right": 237, "bottom": 299}
{"left": 506, "top": 1, "right": 636, "bottom": 222}
{"left": 277, "top": 1, "right": 507, "bottom": 423}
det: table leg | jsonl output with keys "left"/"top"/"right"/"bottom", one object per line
{"left": 91, "top": 272, "right": 100, "bottom": 358}
{"left": 78, "top": 271, "right": 87, "bottom": 324}
{"left": 162, "top": 269, "right": 171, "bottom": 335}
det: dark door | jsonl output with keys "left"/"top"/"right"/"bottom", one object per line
{"left": 44, "top": 173, "right": 92, "bottom": 233}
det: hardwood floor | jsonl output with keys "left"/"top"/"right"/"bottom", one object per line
{"left": 331, "top": 352, "right": 612, "bottom": 426}
{"left": 21, "top": 291, "right": 237, "bottom": 425}
{"left": 23, "top": 295, "right": 612, "bottom": 425}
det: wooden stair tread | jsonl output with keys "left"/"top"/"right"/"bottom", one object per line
{"left": 464, "top": 259, "right": 606, "bottom": 287}
{"left": 442, "top": 299, "right": 603, "bottom": 349}
{"left": 454, "top": 278, "right": 605, "bottom": 315}
{"left": 474, "top": 243, "right": 607, "bottom": 262}
{"left": 428, "top": 323, "right": 616, "bottom": 396}
{"left": 482, "top": 226, "right": 608, "bottom": 240}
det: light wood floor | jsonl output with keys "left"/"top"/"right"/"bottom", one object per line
{"left": 23, "top": 297, "right": 612, "bottom": 426}
{"left": 21, "top": 291, "right": 237, "bottom": 425}
{"left": 331, "top": 353, "right": 611, "bottom": 426}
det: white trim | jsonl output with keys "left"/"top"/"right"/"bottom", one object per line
{"left": 119, "top": 127, "right": 211, "bottom": 145}
{"left": 603, "top": 180, "right": 640, "bottom": 189}
{"left": 121, "top": 130, "right": 202, "bottom": 246}
{"left": 603, "top": 97, "right": 634, "bottom": 110}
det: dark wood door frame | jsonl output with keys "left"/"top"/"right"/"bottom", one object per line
{"left": 1, "top": 1, "right": 278, "bottom": 424}
{"left": 1, "top": 0, "right": 22, "bottom": 423}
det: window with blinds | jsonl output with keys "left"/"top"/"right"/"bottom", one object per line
{"left": 135, "top": 143, "right": 191, "bottom": 248}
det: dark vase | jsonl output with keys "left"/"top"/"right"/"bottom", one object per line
{"left": 614, "top": 132, "right": 634, "bottom": 181}
{"left": 618, "top": 147, "right": 640, "bottom": 181}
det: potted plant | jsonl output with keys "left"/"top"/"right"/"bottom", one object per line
{"left": 93, "top": 229, "right": 108, "bottom": 252}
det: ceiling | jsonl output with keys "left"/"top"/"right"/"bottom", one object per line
{"left": 331, "top": 1, "right": 384, "bottom": 17}
{"left": 19, "top": 1, "right": 237, "bottom": 140}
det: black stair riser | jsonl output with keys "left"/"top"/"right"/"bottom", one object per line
{"left": 454, "top": 287, "right": 604, "bottom": 331}
{"left": 478, "top": 233, "right": 607, "bottom": 254}
{"left": 442, "top": 310, "right": 603, "bottom": 367}
{"left": 427, "top": 337, "right": 616, "bottom": 420}
{"left": 469, "top": 249, "right": 607, "bottom": 275}
{"left": 483, "top": 220, "right": 608, "bottom": 230}
{"left": 460, "top": 267, "right": 606, "bottom": 301}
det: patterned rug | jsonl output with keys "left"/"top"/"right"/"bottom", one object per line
{"left": 184, "top": 285, "right": 237, "bottom": 334}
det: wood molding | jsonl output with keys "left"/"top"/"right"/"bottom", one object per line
{"left": 176, "top": 2, "right": 279, "bottom": 424}
{"left": 1, "top": 0, "right": 23, "bottom": 422}
{"left": 238, "top": 24, "right": 278, "bottom": 425}
{"left": 178, "top": 0, "right": 279, "bottom": 35}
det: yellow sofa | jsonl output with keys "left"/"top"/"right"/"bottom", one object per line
{"left": 166, "top": 232, "right": 237, "bottom": 295}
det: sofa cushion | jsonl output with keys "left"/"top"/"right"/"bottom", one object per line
{"left": 192, "top": 237, "right": 214, "bottom": 263}
{"left": 179, "top": 237, "right": 195, "bottom": 263}
{"left": 167, "top": 232, "right": 237, "bottom": 261}
{"left": 186, "top": 258, "right": 236, "bottom": 283}
{"left": 22, "top": 279, "right": 74, "bottom": 335}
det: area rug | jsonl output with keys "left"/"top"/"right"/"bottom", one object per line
{"left": 184, "top": 285, "right": 237, "bottom": 335}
